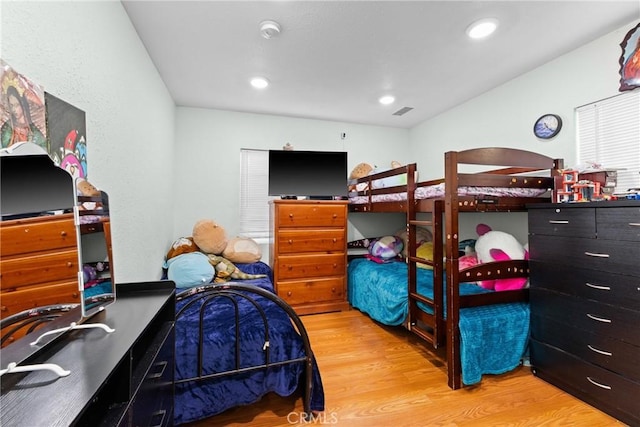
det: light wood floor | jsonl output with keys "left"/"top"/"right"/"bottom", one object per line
{"left": 187, "top": 309, "right": 624, "bottom": 427}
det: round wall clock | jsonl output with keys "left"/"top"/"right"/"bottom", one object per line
{"left": 533, "top": 114, "right": 562, "bottom": 139}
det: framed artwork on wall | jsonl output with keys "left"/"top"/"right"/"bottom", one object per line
{"left": 619, "top": 22, "right": 640, "bottom": 92}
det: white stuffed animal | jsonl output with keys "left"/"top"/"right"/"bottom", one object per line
{"left": 474, "top": 223, "right": 528, "bottom": 291}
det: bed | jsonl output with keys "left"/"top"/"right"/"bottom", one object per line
{"left": 348, "top": 147, "right": 563, "bottom": 389}
{"left": 172, "top": 261, "right": 325, "bottom": 425}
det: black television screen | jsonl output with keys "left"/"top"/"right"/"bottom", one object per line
{"left": 268, "top": 150, "right": 348, "bottom": 198}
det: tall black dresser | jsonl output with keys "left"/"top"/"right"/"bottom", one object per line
{"left": 528, "top": 200, "right": 640, "bottom": 426}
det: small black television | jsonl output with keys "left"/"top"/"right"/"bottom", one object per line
{"left": 268, "top": 150, "right": 348, "bottom": 199}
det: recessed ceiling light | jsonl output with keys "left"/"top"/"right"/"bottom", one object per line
{"left": 250, "top": 77, "right": 269, "bottom": 89}
{"left": 466, "top": 18, "right": 498, "bottom": 39}
{"left": 379, "top": 95, "right": 395, "bottom": 105}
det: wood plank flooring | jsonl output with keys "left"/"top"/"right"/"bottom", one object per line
{"left": 186, "top": 309, "right": 625, "bottom": 427}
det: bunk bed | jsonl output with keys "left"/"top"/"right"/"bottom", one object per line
{"left": 172, "top": 261, "right": 325, "bottom": 425}
{"left": 348, "top": 147, "right": 563, "bottom": 389}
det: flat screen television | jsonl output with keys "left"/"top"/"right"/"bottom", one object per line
{"left": 268, "top": 150, "right": 348, "bottom": 199}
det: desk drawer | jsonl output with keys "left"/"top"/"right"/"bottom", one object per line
{"left": 530, "top": 288, "right": 640, "bottom": 346}
{"left": 277, "top": 253, "right": 345, "bottom": 280}
{"left": 0, "top": 217, "right": 77, "bottom": 256}
{"left": 276, "top": 204, "right": 346, "bottom": 228}
{"left": 597, "top": 206, "right": 640, "bottom": 242}
{"left": 277, "top": 229, "right": 345, "bottom": 254}
{"left": 0, "top": 249, "right": 79, "bottom": 290}
{"left": 529, "top": 207, "right": 595, "bottom": 238}
{"left": 531, "top": 315, "right": 640, "bottom": 380}
{"left": 277, "top": 277, "right": 345, "bottom": 305}
{"left": 529, "top": 261, "right": 640, "bottom": 309}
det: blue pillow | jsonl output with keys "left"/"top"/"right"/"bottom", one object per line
{"left": 166, "top": 252, "right": 214, "bottom": 289}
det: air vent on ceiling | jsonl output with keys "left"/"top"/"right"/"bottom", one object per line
{"left": 393, "top": 107, "right": 413, "bottom": 116}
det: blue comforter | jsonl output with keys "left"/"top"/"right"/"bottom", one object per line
{"left": 174, "top": 262, "right": 324, "bottom": 425}
{"left": 348, "top": 258, "right": 529, "bottom": 385}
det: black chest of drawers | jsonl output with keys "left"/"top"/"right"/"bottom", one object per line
{"left": 528, "top": 201, "right": 640, "bottom": 426}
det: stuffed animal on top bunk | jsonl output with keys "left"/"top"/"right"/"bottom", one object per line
{"left": 348, "top": 160, "right": 408, "bottom": 193}
{"left": 164, "top": 220, "right": 266, "bottom": 288}
{"left": 473, "top": 223, "right": 529, "bottom": 292}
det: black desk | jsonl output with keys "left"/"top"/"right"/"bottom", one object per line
{"left": 0, "top": 281, "right": 175, "bottom": 427}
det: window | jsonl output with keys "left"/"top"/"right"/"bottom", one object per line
{"left": 239, "top": 149, "right": 273, "bottom": 240}
{"left": 576, "top": 89, "right": 640, "bottom": 193}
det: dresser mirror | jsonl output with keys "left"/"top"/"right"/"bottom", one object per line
{"left": 0, "top": 142, "right": 115, "bottom": 355}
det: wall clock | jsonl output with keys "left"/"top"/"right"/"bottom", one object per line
{"left": 533, "top": 114, "right": 562, "bottom": 139}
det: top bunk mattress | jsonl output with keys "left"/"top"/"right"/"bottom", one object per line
{"left": 349, "top": 183, "right": 548, "bottom": 204}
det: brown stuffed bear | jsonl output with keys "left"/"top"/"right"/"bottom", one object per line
{"left": 192, "top": 219, "right": 228, "bottom": 255}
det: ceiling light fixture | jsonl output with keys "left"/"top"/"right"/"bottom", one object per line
{"left": 259, "top": 20, "right": 281, "bottom": 39}
{"left": 250, "top": 77, "right": 269, "bottom": 89}
{"left": 466, "top": 18, "right": 498, "bottom": 39}
{"left": 379, "top": 95, "right": 395, "bottom": 105}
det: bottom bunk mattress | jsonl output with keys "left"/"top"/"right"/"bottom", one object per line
{"left": 348, "top": 258, "right": 529, "bottom": 385}
{"left": 174, "top": 262, "right": 324, "bottom": 425}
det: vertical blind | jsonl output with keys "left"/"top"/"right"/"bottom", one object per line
{"left": 239, "top": 149, "right": 274, "bottom": 239}
{"left": 576, "top": 89, "right": 640, "bottom": 193}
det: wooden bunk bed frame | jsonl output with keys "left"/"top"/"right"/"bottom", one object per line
{"left": 349, "top": 147, "right": 563, "bottom": 389}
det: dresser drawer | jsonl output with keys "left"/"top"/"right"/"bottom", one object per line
{"left": 596, "top": 206, "right": 640, "bottom": 242}
{"left": 277, "top": 229, "right": 345, "bottom": 254}
{"left": 531, "top": 315, "right": 640, "bottom": 380}
{"left": 529, "top": 234, "right": 639, "bottom": 273}
{"left": 529, "top": 207, "right": 595, "bottom": 238}
{"left": 531, "top": 339, "right": 640, "bottom": 426}
{"left": 0, "top": 280, "right": 80, "bottom": 317}
{"left": 530, "top": 288, "right": 640, "bottom": 346}
{"left": 277, "top": 277, "right": 345, "bottom": 305}
{"left": 529, "top": 261, "right": 640, "bottom": 309}
{"left": 277, "top": 253, "right": 345, "bottom": 280}
{"left": 276, "top": 204, "right": 346, "bottom": 228}
{"left": 0, "top": 249, "right": 79, "bottom": 290}
{"left": 0, "top": 216, "right": 77, "bottom": 256}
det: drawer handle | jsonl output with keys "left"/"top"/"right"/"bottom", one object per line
{"left": 60, "top": 231, "right": 67, "bottom": 237}
{"left": 629, "top": 222, "right": 640, "bottom": 227}
{"left": 288, "top": 239, "right": 293, "bottom": 245}
{"left": 149, "top": 410, "right": 166, "bottom": 427}
{"left": 587, "top": 313, "right": 611, "bottom": 323}
{"left": 287, "top": 291, "right": 292, "bottom": 297}
{"left": 585, "top": 282, "right": 610, "bottom": 291}
{"left": 586, "top": 376, "right": 612, "bottom": 390}
{"left": 548, "top": 220, "right": 569, "bottom": 224}
{"left": 289, "top": 213, "right": 294, "bottom": 218}
{"left": 332, "top": 238, "right": 337, "bottom": 243}
{"left": 584, "top": 251, "right": 609, "bottom": 258}
{"left": 587, "top": 344, "right": 612, "bottom": 357}
{"left": 147, "top": 360, "right": 168, "bottom": 379}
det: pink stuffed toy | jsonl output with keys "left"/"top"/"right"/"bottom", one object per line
{"left": 474, "top": 224, "right": 529, "bottom": 291}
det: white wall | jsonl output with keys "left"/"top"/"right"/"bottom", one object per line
{"left": 409, "top": 20, "right": 639, "bottom": 243}
{"left": 2, "top": 1, "right": 176, "bottom": 282}
{"left": 172, "top": 107, "right": 410, "bottom": 248}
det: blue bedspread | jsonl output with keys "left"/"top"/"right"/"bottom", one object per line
{"left": 174, "top": 262, "right": 324, "bottom": 425}
{"left": 348, "top": 258, "right": 529, "bottom": 385}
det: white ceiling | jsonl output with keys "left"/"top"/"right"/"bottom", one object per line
{"left": 122, "top": 1, "right": 640, "bottom": 129}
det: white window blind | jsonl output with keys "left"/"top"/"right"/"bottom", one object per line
{"left": 239, "top": 149, "right": 274, "bottom": 240}
{"left": 576, "top": 89, "right": 640, "bottom": 193}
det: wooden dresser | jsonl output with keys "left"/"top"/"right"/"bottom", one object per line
{"left": 0, "top": 281, "right": 175, "bottom": 427}
{"left": 528, "top": 201, "right": 640, "bottom": 426}
{"left": 270, "top": 200, "right": 349, "bottom": 315}
{"left": 0, "top": 214, "right": 81, "bottom": 323}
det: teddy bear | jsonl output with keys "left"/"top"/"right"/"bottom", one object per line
{"left": 473, "top": 223, "right": 528, "bottom": 291}
{"left": 192, "top": 219, "right": 228, "bottom": 255}
{"left": 348, "top": 162, "right": 374, "bottom": 192}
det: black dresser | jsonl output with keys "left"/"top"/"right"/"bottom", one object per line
{"left": 528, "top": 201, "right": 640, "bottom": 426}
{"left": 0, "top": 281, "right": 175, "bottom": 427}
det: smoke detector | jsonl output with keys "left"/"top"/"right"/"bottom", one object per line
{"left": 260, "top": 20, "right": 281, "bottom": 39}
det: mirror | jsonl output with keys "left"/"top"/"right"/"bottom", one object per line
{"left": 0, "top": 142, "right": 115, "bottom": 352}
{"left": 77, "top": 189, "right": 115, "bottom": 318}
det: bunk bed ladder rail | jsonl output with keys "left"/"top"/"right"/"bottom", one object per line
{"left": 407, "top": 162, "right": 445, "bottom": 349}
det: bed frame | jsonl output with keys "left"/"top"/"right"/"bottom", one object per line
{"left": 175, "top": 282, "right": 316, "bottom": 417}
{"left": 349, "top": 147, "right": 563, "bottom": 389}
